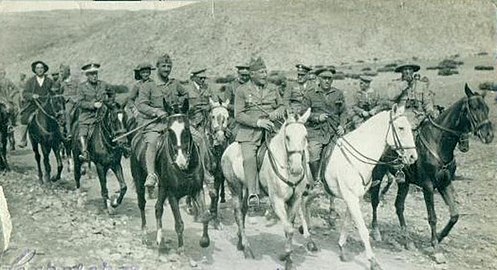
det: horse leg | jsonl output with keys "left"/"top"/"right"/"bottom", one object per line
{"left": 437, "top": 183, "right": 459, "bottom": 243}
{"left": 155, "top": 186, "right": 167, "bottom": 250}
{"left": 338, "top": 208, "right": 351, "bottom": 262}
{"left": 220, "top": 178, "right": 226, "bottom": 203}
{"left": 345, "top": 193, "right": 382, "bottom": 270}
{"left": 370, "top": 181, "right": 382, "bottom": 242}
{"left": 380, "top": 173, "right": 395, "bottom": 202}
{"left": 95, "top": 165, "right": 111, "bottom": 212}
{"left": 40, "top": 144, "right": 52, "bottom": 184}
{"left": 110, "top": 163, "right": 127, "bottom": 207}
{"left": 168, "top": 196, "right": 185, "bottom": 254}
{"left": 51, "top": 145, "right": 63, "bottom": 182}
{"left": 395, "top": 181, "right": 415, "bottom": 250}
{"left": 235, "top": 188, "right": 254, "bottom": 259}
{"left": 193, "top": 187, "right": 211, "bottom": 248}
{"left": 73, "top": 155, "right": 82, "bottom": 190}
{"left": 422, "top": 185, "right": 446, "bottom": 263}
{"left": 298, "top": 197, "right": 318, "bottom": 252}
{"left": 209, "top": 174, "right": 222, "bottom": 229}
{"left": 273, "top": 196, "right": 295, "bottom": 270}
{"left": 135, "top": 175, "right": 148, "bottom": 245}
{"left": 32, "top": 142, "right": 43, "bottom": 184}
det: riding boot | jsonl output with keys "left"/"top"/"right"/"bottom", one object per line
{"left": 144, "top": 142, "right": 159, "bottom": 199}
{"left": 78, "top": 136, "right": 89, "bottom": 162}
{"left": 241, "top": 143, "right": 259, "bottom": 208}
{"left": 17, "top": 125, "right": 28, "bottom": 148}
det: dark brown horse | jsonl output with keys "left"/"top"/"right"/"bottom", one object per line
{"left": 370, "top": 84, "right": 494, "bottom": 260}
{"left": 27, "top": 95, "right": 65, "bottom": 184}
{"left": 131, "top": 99, "right": 211, "bottom": 253}
{"left": 72, "top": 102, "right": 128, "bottom": 214}
{"left": 0, "top": 102, "right": 10, "bottom": 172}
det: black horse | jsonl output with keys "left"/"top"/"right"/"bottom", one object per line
{"left": 370, "top": 84, "right": 494, "bottom": 258}
{"left": 26, "top": 95, "right": 66, "bottom": 184}
{"left": 0, "top": 102, "right": 10, "bottom": 172}
{"left": 72, "top": 102, "right": 128, "bottom": 214}
{"left": 131, "top": 99, "right": 211, "bottom": 252}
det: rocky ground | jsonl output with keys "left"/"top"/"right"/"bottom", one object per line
{"left": 1, "top": 53, "right": 497, "bottom": 270}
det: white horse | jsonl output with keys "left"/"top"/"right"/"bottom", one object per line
{"left": 221, "top": 109, "right": 313, "bottom": 269}
{"left": 323, "top": 104, "right": 417, "bottom": 270}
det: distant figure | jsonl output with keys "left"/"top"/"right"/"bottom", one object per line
{"left": 51, "top": 72, "right": 60, "bottom": 83}
{"left": 0, "top": 67, "right": 19, "bottom": 141}
{"left": 59, "top": 64, "right": 79, "bottom": 141}
{"left": 284, "top": 64, "right": 312, "bottom": 114}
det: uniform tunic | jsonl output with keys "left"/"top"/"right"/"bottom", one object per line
{"left": 76, "top": 80, "right": 111, "bottom": 136}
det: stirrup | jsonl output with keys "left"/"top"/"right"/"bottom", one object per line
{"left": 78, "top": 151, "right": 89, "bottom": 162}
{"left": 395, "top": 170, "right": 406, "bottom": 183}
{"left": 248, "top": 194, "right": 260, "bottom": 208}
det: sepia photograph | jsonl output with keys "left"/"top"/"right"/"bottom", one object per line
{"left": 0, "top": 0, "right": 496, "bottom": 269}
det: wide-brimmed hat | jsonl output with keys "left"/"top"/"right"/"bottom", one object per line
{"left": 394, "top": 63, "right": 420, "bottom": 73}
{"left": 31, "top": 60, "right": 49, "bottom": 73}
{"left": 81, "top": 63, "right": 101, "bottom": 73}
{"left": 134, "top": 63, "right": 156, "bottom": 80}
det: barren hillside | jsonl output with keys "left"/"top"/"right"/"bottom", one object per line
{"left": 0, "top": 0, "right": 495, "bottom": 85}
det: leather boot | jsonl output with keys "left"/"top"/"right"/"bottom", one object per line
{"left": 144, "top": 142, "right": 158, "bottom": 199}
{"left": 78, "top": 136, "right": 89, "bottom": 162}
{"left": 241, "top": 143, "right": 259, "bottom": 208}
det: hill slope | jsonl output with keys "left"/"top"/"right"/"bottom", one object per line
{"left": 0, "top": 0, "right": 495, "bottom": 84}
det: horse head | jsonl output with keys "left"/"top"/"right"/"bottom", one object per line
{"left": 463, "top": 83, "right": 494, "bottom": 144}
{"left": 279, "top": 108, "right": 311, "bottom": 176}
{"left": 164, "top": 99, "right": 192, "bottom": 170}
{"left": 208, "top": 97, "right": 230, "bottom": 146}
{"left": 387, "top": 104, "right": 418, "bottom": 165}
{"left": 102, "top": 102, "right": 128, "bottom": 145}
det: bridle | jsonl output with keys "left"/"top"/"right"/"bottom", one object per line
{"left": 166, "top": 114, "right": 194, "bottom": 168}
{"left": 208, "top": 104, "right": 230, "bottom": 146}
{"left": 265, "top": 121, "right": 308, "bottom": 194}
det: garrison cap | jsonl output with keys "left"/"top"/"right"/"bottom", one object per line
{"left": 295, "top": 64, "right": 312, "bottom": 74}
{"left": 249, "top": 57, "right": 266, "bottom": 72}
{"left": 156, "top": 53, "right": 172, "bottom": 67}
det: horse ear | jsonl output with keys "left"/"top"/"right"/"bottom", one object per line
{"left": 465, "top": 83, "right": 475, "bottom": 97}
{"left": 181, "top": 98, "right": 189, "bottom": 114}
{"left": 163, "top": 99, "right": 173, "bottom": 115}
{"left": 209, "top": 97, "right": 216, "bottom": 107}
{"left": 392, "top": 103, "right": 404, "bottom": 115}
{"left": 298, "top": 108, "right": 311, "bottom": 123}
{"left": 222, "top": 98, "right": 230, "bottom": 108}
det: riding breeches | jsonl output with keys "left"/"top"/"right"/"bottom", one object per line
{"left": 240, "top": 142, "right": 258, "bottom": 195}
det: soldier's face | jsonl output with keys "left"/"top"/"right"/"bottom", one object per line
{"left": 52, "top": 74, "right": 59, "bottom": 81}
{"left": 318, "top": 75, "right": 332, "bottom": 90}
{"left": 251, "top": 69, "right": 267, "bottom": 86}
{"left": 86, "top": 71, "right": 98, "bottom": 84}
{"left": 157, "top": 62, "right": 172, "bottom": 78}
{"left": 60, "top": 67, "right": 70, "bottom": 80}
{"left": 192, "top": 76, "right": 206, "bottom": 87}
{"left": 360, "top": 81, "right": 370, "bottom": 91}
{"left": 297, "top": 73, "right": 307, "bottom": 84}
{"left": 401, "top": 68, "right": 414, "bottom": 82}
{"left": 35, "top": 64, "right": 46, "bottom": 76}
{"left": 140, "top": 69, "right": 151, "bottom": 81}
{"left": 238, "top": 73, "right": 250, "bottom": 83}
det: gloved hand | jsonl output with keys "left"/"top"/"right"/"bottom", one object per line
{"left": 269, "top": 109, "right": 284, "bottom": 121}
{"left": 256, "top": 119, "right": 274, "bottom": 132}
{"left": 336, "top": 125, "right": 345, "bottom": 136}
{"left": 318, "top": 113, "right": 328, "bottom": 122}
{"left": 369, "top": 108, "right": 377, "bottom": 116}
{"left": 32, "top": 94, "right": 40, "bottom": 99}
{"left": 361, "top": 111, "right": 369, "bottom": 117}
{"left": 94, "top": 101, "right": 103, "bottom": 109}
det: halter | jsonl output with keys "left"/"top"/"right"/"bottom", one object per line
{"left": 166, "top": 114, "right": 194, "bottom": 168}
{"left": 94, "top": 105, "right": 126, "bottom": 150}
{"left": 265, "top": 121, "right": 308, "bottom": 194}
{"left": 208, "top": 104, "right": 230, "bottom": 144}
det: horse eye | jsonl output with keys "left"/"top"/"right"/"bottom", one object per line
{"left": 398, "top": 127, "right": 405, "bottom": 131}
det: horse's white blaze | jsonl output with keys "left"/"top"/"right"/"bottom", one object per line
{"left": 170, "top": 121, "right": 187, "bottom": 168}
{"left": 117, "top": 112, "right": 124, "bottom": 123}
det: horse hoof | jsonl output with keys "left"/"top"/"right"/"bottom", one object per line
{"left": 306, "top": 241, "right": 318, "bottom": 252}
{"left": 340, "top": 250, "right": 352, "bottom": 262}
{"left": 285, "top": 258, "right": 293, "bottom": 270}
{"left": 372, "top": 228, "right": 382, "bottom": 242}
{"left": 220, "top": 198, "right": 226, "bottom": 203}
{"left": 370, "top": 258, "right": 383, "bottom": 270}
{"left": 176, "top": 246, "right": 185, "bottom": 255}
{"left": 50, "top": 176, "right": 59, "bottom": 183}
{"left": 406, "top": 241, "right": 416, "bottom": 251}
{"left": 111, "top": 197, "right": 119, "bottom": 208}
{"left": 199, "top": 236, "right": 210, "bottom": 248}
{"left": 432, "top": 252, "right": 447, "bottom": 264}
{"left": 243, "top": 247, "right": 255, "bottom": 259}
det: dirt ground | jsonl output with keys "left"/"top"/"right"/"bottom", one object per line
{"left": 1, "top": 54, "right": 497, "bottom": 270}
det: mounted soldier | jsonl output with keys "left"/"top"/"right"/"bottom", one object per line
{"left": 18, "top": 61, "right": 55, "bottom": 148}
{"left": 386, "top": 63, "right": 435, "bottom": 130}
{"left": 303, "top": 66, "right": 347, "bottom": 185}
{"left": 57, "top": 64, "right": 79, "bottom": 142}
{"left": 351, "top": 75, "right": 383, "bottom": 129}
{"left": 284, "top": 64, "right": 313, "bottom": 114}
{"left": 75, "top": 63, "right": 114, "bottom": 162}
{"left": 234, "top": 56, "right": 285, "bottom": 208}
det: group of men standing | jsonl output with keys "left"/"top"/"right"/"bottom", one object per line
{"left": 0, "top": 54, "right": 435, "bottom": 209}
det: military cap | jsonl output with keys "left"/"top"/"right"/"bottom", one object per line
{"left": 249, "top": 57, "right": 266, "bottom": 72}
{"left": 295, "top": 64, "right": 312, "bottom": 74}
{"left": 235, "top": 65, "right": 250, "bottom": 75}
{"left": 394, "top": 63, "right": 420, "bottom": 73}
{"left": 81, "top": 63, "right": 100, "bottom": 73}
{"left": 315, "top": 66, "right": 336, "bottom": 77}
{"left": 310, "top": 65, "right": 324, "bottom": 74}
{"left": 156, "top": 53, "right": 172, "bottom": 67}
{"left": 359, "top": 75, "right": 373, "bottom": 83}
{"left": 190, "top": 68, "right": 207, "bottom": 78}
{"left": 31, "top": 60, "right": 49, "bottom": 73}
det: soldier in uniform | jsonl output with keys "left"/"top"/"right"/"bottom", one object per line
{"left": 75, "top": 63, "right": 112, "bottom": 161}
{"left": 386, "top": 63, "right": 434, "bottom": 130}
{"left": 304, "top": 66, "right": 346, "bottom": 184}
{"left": 59, "top": 64, "right": 79, "bottom": 141}
{"left": 351, "top": 75, "right": 382, "bottom": 129}
{"left": 234, "top": 56, "right": 285, "bottom": 207}
{"left": 126, "top": 63, "right": 155, "bottom": 130}
{"left": 283, "top": 64, "right": 312, "bottom": 114}
{"left": 18, "top": 61, "right": 55, "bottom": 148}
{"left": 222, "top": 65, "right": 250, "bottom": 114}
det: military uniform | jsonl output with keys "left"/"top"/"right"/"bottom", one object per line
{"left": 351, "top": 77, "right": 382, "bottom": 128}
{"left": 76, "top": 79, "right": 111, "bottom": 137}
